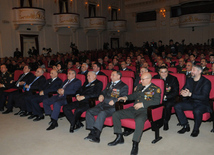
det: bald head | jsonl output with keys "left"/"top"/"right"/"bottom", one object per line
{"left": 141, "top": 72, "right": 152, "bottom": 86}
{"left": 50, "top": 69, "right": 58, "bottom": 79}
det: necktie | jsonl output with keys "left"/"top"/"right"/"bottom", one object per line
{"left": 86, "top": 82, "right": 91, "bottom": 87}
{"left": 141, "top": 86, "right": 146, "bottom": 92}
{"left": 110, "top": 82, "right": 115, "bottom": 89}
{"left": 26, "top": 77, "right": 39, "bottom": 91}
{"left": 62, "top": 80, "right": 70, "bottom": 89}
{"left": 16, "top": 74, "right": 26, "bottom": 86}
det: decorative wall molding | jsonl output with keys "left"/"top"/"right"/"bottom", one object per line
{"left": 53, "top": 13, "right": 80, "bottom": 32}
{"left": 12, "top": 7, "right": 45, "bottom": 30}
{"left": 107, "top": 20, "right": 126, "bottom": 32}
{"left": 211, "top": 13, "right": 214, "bottom": 23}
{"left": 84, "top": 17, "right": 106, "bottom": 30}
{"left": 179, "top": 13, "right": 211, "bottom": 27}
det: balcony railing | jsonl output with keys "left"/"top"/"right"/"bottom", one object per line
{"left": 53, "top": 13, "right": 79, "bottom": 31}
{"left": 107, "top": 20, "right": 126, "bottom": 32}
{"left": 13, "top": 7, "right": 45, "bottom": 30}
{"left": 84, "top": 17, "right": 106, "bottom": 30}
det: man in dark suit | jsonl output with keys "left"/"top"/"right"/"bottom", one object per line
{"left": 190, "top": 54, "right": 199, "bottom": 65}
{"left": 200, "top": 58, "right": 209, "bottom": 75}
{"left": 120, "top": 61, "right": 132, "bottom": 71}
{"left": 47, "top": 57, "right": 56, "bottom": 68}
{"left": 25, "top": 69, "right": 62, "bottom": 121}
{"left": 108, "top": 63, "right": 116, "bottom": 71}
{"left": 176, "top": 58, "right": 186, "bottom": 73}
{"left": 175, "top": 65, "right": 212, "bottom": 137}
{"left": 62, "top": 61, "right": 73, "bottom": 73}
{"left": 209, "top": 63, "right": 214, "bottom": 75}
{"left": 84, "top": 71, "right": 128, "bottom": 143}
{"left": 181, "top": 62, "right": 193, "bottom": 78}
{"left": 208, "top": 54, "right": 214, "bottom": 64}
{"left": 93, "top": 62, "right": 106, "bottom": 76}
{"left": 108, "top": 72, "right": 161, "bottom": 155}
{"left": 2, "top": 65, "right": 35, "bottom": 114}
{"left": 0, "top": 64, "right": 13, "bottom": 111}
{"left": 43, "top": 70, "right": 82, "bottom": 130}
{"left": 78, "top": 63, "right": 89, "bottom": 76}
{"left": 153, "top": 66, "right": 179, "bottom": 130}
{"left": 15, "top": 68, "right": 46, "bottom": 116}
{"left": 63, "top": 71, "right": 103, "bottom": 133}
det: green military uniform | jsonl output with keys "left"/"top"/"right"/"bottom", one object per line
{"left": 112, "top": 83, "right": 161, "bottom": 142}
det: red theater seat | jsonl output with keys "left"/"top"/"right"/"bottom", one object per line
{"left": 121, "top": 71, "right": 135, "bottom": 79}
{"left": 120, "top": 79, "right": 164, "bottom": 143}
{"left": 182, "top": 75, "right": 214, "bottom": 132}
{"left": 168, "top": 67, "right": 177, "bottom": 73}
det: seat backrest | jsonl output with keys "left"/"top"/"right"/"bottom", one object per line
{"left": 170, "top": 73, "right": 186, "bottom": 92}
{"left": 168, "top": 67, "right": 177, "bottom": 73}
{"left": 148, "top": 66, "right": 155, "bottom": 72}
{"left": 96, "top": 75, "right": 108, "bottom": 91}
{"left": 76, "top": 74, "right": 85, "bottom": 86}
{"left": 127, "top": 66, "right": 136, "bottom": 73}
{"left": 14, "top": 70, "right": 23, "bottom": 81}
{"left": 207, "top": 63, "right": 212, "bottom": 69}
{"left": 151, "top": 79, "right": 164, "bottom": 104}
{"left": 101, "top": 70, "right": 112, "bottom": 82}
{"left": 31, "top": 71, "right": 36, "bottom": 75}
{"left": 203, "top": 75, "right": 214, "bottom": 99}
{"left": 149, "top": 72, "right": 158, "bottom": 77}
{"left": 121, "top": 77, "right": 133, "bottom": 95}
{"left": 47, "top": 68, "right": 52, "bottom": 73}
{"left": 121, "top": 71, "right": 135, "bottom": 79}
{"left": 69, "top": 68, "right": 79, "bottom": 74}
{"left": 43, "top": 72, "right": 51, "bottom": 79}
{"left": 58, "top": 73, "right": 67, "bottom": 82}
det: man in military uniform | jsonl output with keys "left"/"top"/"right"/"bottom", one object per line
{"left": 108, "top": 72, "right": 161, "bottom": 155}
{"left": 0, "top": 65, "right": 13, "bottom": 111}
{"left": 176, "top": 58, "right": 186, "bottom": 73}
{"left": 181, "top": 61, "right": 193, "bottom": 78}
{"left": 84, "top": 71, "right": 128, "bottom": 143}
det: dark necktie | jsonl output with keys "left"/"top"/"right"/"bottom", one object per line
{"left": 16, "top": 74, "right": 26, "bottom": 86}
{"left": 62, "top": 80, "right": 70, "bottom": 89}
{"left": 110, "top": 82, "right": 116, "bottom": 89}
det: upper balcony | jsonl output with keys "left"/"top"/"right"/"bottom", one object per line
{"left": 107, "top": 20, "right": 126, "bottom": 32}
{"left": 179, "top": 13, "right": 211, "bottom": 27}
{"left": 53, "top": 13, "right": 80, "bottom": 32}
{"left": 84, "top": 17, "right": 106, "bottom": 32}
{"left": 12, "top": 7, "right": 45, "bottom": 30}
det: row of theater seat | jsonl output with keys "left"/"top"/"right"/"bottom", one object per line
{"left": 10, "top": 70, "right": 214, "bottom": 143}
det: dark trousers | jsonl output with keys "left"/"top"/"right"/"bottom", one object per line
{"left": 174, "top": 101, "right": 210, "bottom": 131}
{"left": 163, "top": 100, "right": 176, "bottom": 122}
{"left": 112, "top": 107, "right": 147, "bottom": 142}
{"left": 7, "top": 91, "right": 32, "bottom": 111}
{"left": 63, "top": 100, "right": 89, "bottom": 126}
{"left": 59, "top": 1, "right": 68, "bottom": 13}
{"left": 86, "top": 103, "right": 115, "bottom": 131}
{"left": 0, "top": 89, "right": 6, "bottom": 109}
{"left": 27, "top": 94, "right": 48, "bottom": 116}
{"left": 43, "top": 95, "right": 67, "bottom": 120}
{"left": 20, "top": 0, "right": 32, "bottom": 7}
